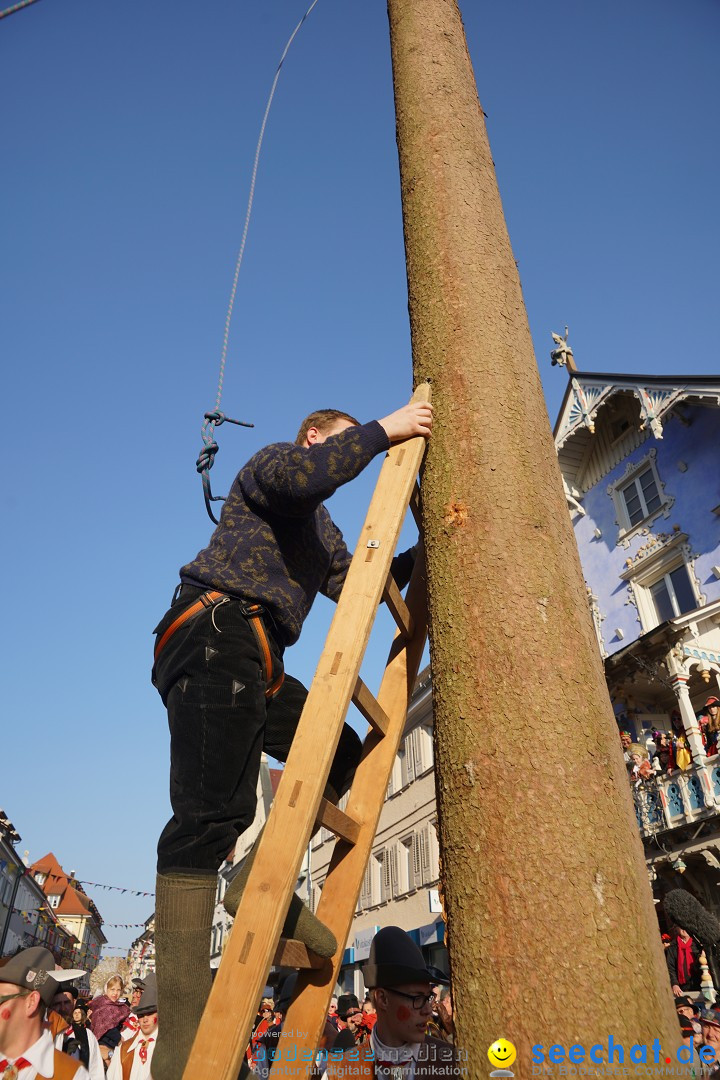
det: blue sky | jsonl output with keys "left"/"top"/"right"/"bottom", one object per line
{"left": 1, "top": 0, "right": 718, "bottom": 958}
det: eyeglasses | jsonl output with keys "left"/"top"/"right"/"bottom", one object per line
{"left": 0, "top": 990, "right": 30, "bottom": 1007}
{"left": 385, "top": 989, "right": 435, "bottom": 1010}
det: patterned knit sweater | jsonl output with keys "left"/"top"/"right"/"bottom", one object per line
{"left": 181, "top": 421, "right": 412, "bottom": 647}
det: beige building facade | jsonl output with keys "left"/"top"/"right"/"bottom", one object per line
{"left": 305, "top": 666, "right": 448, "bottom": 998}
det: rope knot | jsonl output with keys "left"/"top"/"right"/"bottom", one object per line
{"left": 196, "top": 442, "right": 219, "bottom": 475}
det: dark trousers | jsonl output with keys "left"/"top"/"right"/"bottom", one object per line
{"left": 153, "top": 586, "right": 362, "bottom": 874}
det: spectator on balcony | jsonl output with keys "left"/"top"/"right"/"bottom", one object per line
{"left": 666, "top": 927, "right": 702, "bottom": 996}
{"left": 674, "top": 735, "right": 692, "bottom": 771}
{"left": 700, "top": 697, "right": 720, "bottom": 757}
{"left": 628, "top": 745, "right": 654, "bottom": 787}
{"left": 652, "top": 732, "right": 674, "bottom": 775}
{"left": 668, "top": 712, "right": 693, "bottom": 771}
{"left": 619, "top": 730, "right": 633, "bottom": 771}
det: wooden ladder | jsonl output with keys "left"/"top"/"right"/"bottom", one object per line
{"left": 183, "top": 383, "right": 431, "bottom": 1080}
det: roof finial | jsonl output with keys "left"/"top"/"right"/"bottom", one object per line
{"left": 550, "top": 326, "right": 576, "bottom": 373}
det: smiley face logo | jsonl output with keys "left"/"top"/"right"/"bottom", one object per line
{"left": 488, "top": 1039, "right": 517, "bottom": 1070}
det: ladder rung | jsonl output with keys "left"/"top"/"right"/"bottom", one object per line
{"left": 273, "top": 938, "right": 328, "bottom": 970}
{"left": 352, "top": 677, "right": 390, "bottom": 736}
{"left": 314, "top": 798, "right": 361, "bottom": 845}
{"left": 383, "top": 573, "right": 414, "bottom": 638}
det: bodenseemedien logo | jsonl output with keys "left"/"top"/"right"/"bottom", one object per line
{"left": 488, "top": 1038, "right": 516, "bottom": 1077}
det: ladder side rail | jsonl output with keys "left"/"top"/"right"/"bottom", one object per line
{"left": 183, "top": 387, "right": 430, "bottom": 1080}
{"left": 275, "top": 555, "right": 429, "bottom": 1075}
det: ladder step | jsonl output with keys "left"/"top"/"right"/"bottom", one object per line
{"left": 273, "top": 938, "right": 328, "bottom": 970}
{"left": 383, "top": 573, "right": 414, "bottom": 638}
{"left": 314, "top": 798, "right": 361, "bottom": 845}
{"left": 352, "top": 677, "right": 390, "bottom": 736}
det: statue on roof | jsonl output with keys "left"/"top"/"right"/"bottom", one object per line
{"left": 550, "top": 326, "right": 576, "bottom": 371}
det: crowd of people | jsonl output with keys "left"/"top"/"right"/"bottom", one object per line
{"left": 246, "top": 980, "right": 454, "bottom": 1076}
{"left": 245, "top": 925, "right": 457, "bottom": 1079}
{"left": 662, "top": 920, "right": 720, "bottom": 1074}
{"left": 0, "top": 946, "right": 158, "bottom": 1079}
{"left": 619, "top": 695, "right": 720, "bottom": 788}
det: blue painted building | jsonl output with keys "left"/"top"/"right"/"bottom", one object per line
{"left": 554, "top": 358, "right": 720, "bottom": 910}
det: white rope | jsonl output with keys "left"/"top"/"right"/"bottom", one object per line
{"left": 214, "top": 0, "right": 322, "bottom": 413}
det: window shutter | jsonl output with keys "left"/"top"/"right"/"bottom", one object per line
{"left": 412, "top": 833, "right": 422, "bottom": 887}
{"left": 382, "top": 849, "right": 392, "bottom": 902}
{"left": 413, "top": 728, "right": 424, "bottom": 775}
{"left": 389, "top": 845, "right": 399, "bottom": 897}
{"left": 405, "top": 735, "right": 416, "bottom": 783}
{"left": 360, "top": 859, "right": 372, "bottom": 907}
{"left": 419, "top": 827, "right": 431, "bottom": 884}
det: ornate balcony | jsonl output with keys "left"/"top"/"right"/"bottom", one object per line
{"left": 632, "top": 756, "right": 720, "bottom": 837}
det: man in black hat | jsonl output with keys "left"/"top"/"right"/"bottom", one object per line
{"left": 0, "top": 946, "right": 89, "bottom": 1079}
{"left": 327, "top": 927, "right": 457, "bottom": 1079}
{"left": 106, "top": 975, "right": 158, "bottom": 1080}
{"left": 334, "top": 994, "right": 370, "bottom": 1051}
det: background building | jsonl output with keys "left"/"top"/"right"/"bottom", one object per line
{"left": 128, "top": 915, "right": 155, "bottom": 982}
{"left": 1, "top": 812, "right": 77, "bottom": 963}
{"left": 554, "top": 363, "right": 720, "bottom": 912}
{"left": 306, "top": 666, "right": 447, "bottom": 998}
{"left": 29, "top": 852, "right": 106, "bottom": 984}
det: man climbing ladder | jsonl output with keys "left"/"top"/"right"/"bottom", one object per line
{"left": 151, "top": 396, "right": 433, "bottom": 1080}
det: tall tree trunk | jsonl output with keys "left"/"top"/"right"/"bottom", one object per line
{"left": 387, "top": 0, "right": 680, "bottom": 1067}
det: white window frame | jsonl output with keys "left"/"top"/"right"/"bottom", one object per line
{"left": 47, "top": 894, "right": 61, "bottom": 909}
{"left": 607, "top": 450, "right": 674, "bottom": 543}
{"left": 386, "top": 755, "right": 400, "bottom": 799}
{"left": 401, "top": 726, "right": 429, "bottom": 786}
{"left": 622, "top": 533, "right": 703, "bottom": 632}
{"left": 420, "top": 724, "right": 434, "bottom": 771}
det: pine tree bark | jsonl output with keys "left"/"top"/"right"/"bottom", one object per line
{"left": 387, "top": 0, "right": 681, "bottom": 1067}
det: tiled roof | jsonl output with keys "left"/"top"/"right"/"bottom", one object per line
{"left": 29, "top": 851, "right": 101, "bottom": 923}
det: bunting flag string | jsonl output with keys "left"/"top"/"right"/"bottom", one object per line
{"left": 103, "top": 922, "right": 147, "bottom": 929}
{"left": 76, "top": 880, "right": 154, "bottom": 898}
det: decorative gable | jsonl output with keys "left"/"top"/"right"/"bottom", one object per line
{"left": 555, "top": 372, "right": 720, "bottom": 496}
